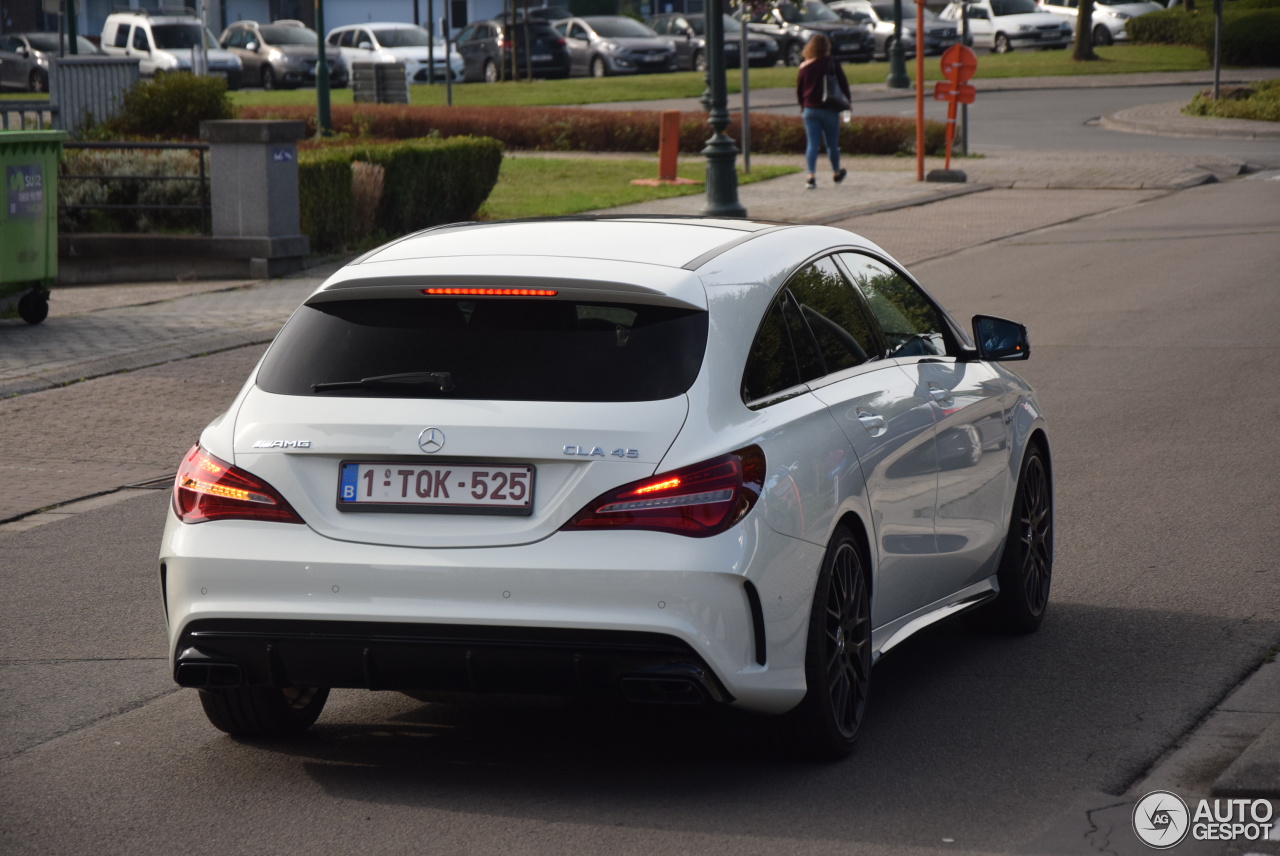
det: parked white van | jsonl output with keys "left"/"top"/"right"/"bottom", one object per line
{"left": 101, "top": 9, "right": 243, "bottom": 88}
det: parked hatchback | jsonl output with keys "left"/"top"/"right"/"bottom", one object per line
{"left": 739, "top": 0, "right": 875, "bottom": 66}
{"left": 453, "top": 17, "right": 571, "bottom": 82}
{"left": 1036, "top": 0, "right": 1163, "bottom": 45}
{"left": 161, "top": 216, "right": 1054, "bottom": 760}
{"left": 326, "top": 23, "right": 464, "bottom": 84}
{"left": 829, "top": 1, "right": 960, "bottom": 59}
{"left": 0, "top": 32, "right": 103, "bottom": 93}
{"left": 220, "top": 20, "right": 348, "bottom": 89}
{"left": 552, "top": 16, "right": 675, "bottom": 77}
{"left": 940, "top": 0, "right": 1072, "bottom": 52}
{"left": 647, "top": 13, "right": 779, "bottom": 70}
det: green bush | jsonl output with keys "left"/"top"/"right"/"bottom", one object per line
{"left": 1127, "top": 5, "right": 1280, "bottom": 65}
{"left": 58, "top": 147, "right": 208, "bottom": 233}
{"left": 298, "top": 136, "right": 503, "bottom": 252}
{"left": 92, "top": 73, "right": 236, "bottom": 140}
{"left": 1184, "top": 78, "right": 1280, "bottom": 120}
{"left": 1219, "top": 11, "right": 1280, "bottom": 64}
{"left": 243, "top": 103, "right": 946, "bottom": 157}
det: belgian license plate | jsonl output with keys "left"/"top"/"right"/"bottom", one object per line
{"left": 338, "top": 461, "right": 534, "bottom": 515}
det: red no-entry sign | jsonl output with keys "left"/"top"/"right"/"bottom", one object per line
{"left": 934, "top": 44, "right": 978, "bottom": 170}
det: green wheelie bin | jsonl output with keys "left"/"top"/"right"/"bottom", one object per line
{"left": 1, "top": 130, "right": 68, "bottom": 325}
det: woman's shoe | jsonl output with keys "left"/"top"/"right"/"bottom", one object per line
{"left": 833, "top": 168, "right": 848, "bottom": 184}
{"left": 805, "top": 177, "right": 817, "bottom": 190}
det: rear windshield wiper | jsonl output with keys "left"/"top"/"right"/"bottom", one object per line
{"left": 311, "top": 371, "right": 455, "bottom": 393}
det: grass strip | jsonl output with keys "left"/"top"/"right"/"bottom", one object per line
{"left": 477, "top": 155, "right": 798, "bottom": 220}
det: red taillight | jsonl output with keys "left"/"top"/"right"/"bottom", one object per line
{"left": 562, "top": 447, "right": 765, "bottom": 538}
{"left": 172, "top": 445, "right": 304, "bottom": 525}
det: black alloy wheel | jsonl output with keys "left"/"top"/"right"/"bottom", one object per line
{"left": 29, "top": 69, "right": 48, "bottom": 93}
{"left": 1092, "top": 24, "right": 1113, "bottom": 46}
{"left": 981, "top": 445, "right": 1053, "bottom": 632}
{"left": 781, "top": 526, "right": 871, "bottom": 760}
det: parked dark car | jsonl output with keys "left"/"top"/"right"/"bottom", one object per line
{"left": 552, "top": 16, "right": 675, "bottom": 77}
{"left": 0, "top": 32, "right": 103, "bottom": 92}
{"left": 738, "top": 0, "right": 875, "bottom": 66}
{"left": 829, "top": 0, "right": 960, "bottom": 59}
{"left": 220, "top": 20, "right": 349, "bottom": 89}
{"left": 647, "top": 13, "right": 779, "bottom": 70}
{"left": 453, "top": 17, "right": 571, "bottom": 82}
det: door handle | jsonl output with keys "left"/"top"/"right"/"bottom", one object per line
{"left": 857, "top": 411, "right": 887, "bottom": 437}
{"left": 929, "top": 386, "right": 953, "bottom": 406}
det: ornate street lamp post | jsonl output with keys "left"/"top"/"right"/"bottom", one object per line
{"left": 887, "top": 0, "right": 910, "bottom": 88}
{"left": 701, "top": 0, "right": 746, "bottom": 218}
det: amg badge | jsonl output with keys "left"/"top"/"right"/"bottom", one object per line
{"left": 252, "top": 440, "right": 312, "bottom": 449}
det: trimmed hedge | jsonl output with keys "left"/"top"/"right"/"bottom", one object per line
{"left": 242, "top": 103, "right": 947, "bottom": 157}
{"left": 1127, "top": 5, "right": 1280, "bottom": 65}
{"left": 299, "top": 136, "right": 503, "bottom": 252}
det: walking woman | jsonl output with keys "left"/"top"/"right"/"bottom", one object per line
{"left": 795, "top": 33, "right": 850, "bottom": 190}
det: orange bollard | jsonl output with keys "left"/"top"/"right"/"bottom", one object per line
{"left": 630, "top": 110, "right": 701, "bottom": 187}
{"left": 658, "top": 110, "right": 680, "bottom": 182}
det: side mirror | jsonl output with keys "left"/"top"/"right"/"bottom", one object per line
{"left": 358, "top": 40, "right": 373, "bottom": 50}
{"left": 245, "top": 40, "right": 259, "bottom": 51}
{"left": 973, "top": 315, "right": 1029, "bottom": 361}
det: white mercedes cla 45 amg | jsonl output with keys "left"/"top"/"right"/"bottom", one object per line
{"left": 160, "top": 216, "right": 1053, "bottom": 759}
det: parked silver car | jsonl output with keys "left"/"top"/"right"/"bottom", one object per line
{"left": 552, "top": 16, "right": 676, "bottom": 77}
{"left": 0, "top": 33, "right": 103, "bottom": 93}
{"left": 1036, "top": 0, "right": 1163, "bottom": 45}
{"left": 829, "top": 1, "right": 960, "bottom": 59}
{"left": 220, "top": 20, "right": 349, "bottom": 89}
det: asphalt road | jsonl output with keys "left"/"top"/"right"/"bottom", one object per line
{"left": 755, "top": 84, "right": 1280, "bottom": 166}
{"left": 1, "top": 171, "right": 1277, "bottom": 854}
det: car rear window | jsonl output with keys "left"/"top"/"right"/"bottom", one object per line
{"left": 256, "top": 297, "right": 708, "bottom": 402}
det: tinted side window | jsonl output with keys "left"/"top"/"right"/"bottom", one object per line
{"left": 742, "top": 297, "right": 800, "bottom": 403}
{"left": 132, "top": 27, "right": 149, "bottom": 50}
{"left": 112, "top": 25, "right": 130, "bottom": 48}
{"left": 786, "top": 256, "right": 878, "bottom": 374}
{"left": 840, "top": 252, "right": 947, "bottom": 358}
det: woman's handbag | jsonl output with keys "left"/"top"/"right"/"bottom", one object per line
{"left": 822, "top": 66, "right": 851, "bottom": 112}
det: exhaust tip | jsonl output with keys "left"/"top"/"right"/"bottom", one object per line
{"left": 174, "top": 647, "right": 243, "bottom": 688}
{"left": 620, "top": 676, "right": 707, "bottom": 705}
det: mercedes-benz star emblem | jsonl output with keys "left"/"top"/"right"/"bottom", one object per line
{"left": 418, "top": 427, "right": 445, "bottom": 454}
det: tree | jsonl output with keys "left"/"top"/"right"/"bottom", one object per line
{"left": 1072, "top": 0, "right": 1098, "bottom": 60}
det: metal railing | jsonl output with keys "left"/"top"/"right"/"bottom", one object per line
{"left": 60, "top": 141, "right": 211, "bottom": 235}
{"left": 0, "top": 100, "right": 56, "bottom": 131}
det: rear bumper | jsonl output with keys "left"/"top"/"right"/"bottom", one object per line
{"left": 174, "top": 618, "right": 732, "bottom": 704}
{"left": 160, "top": 512, "right": 818, "bottom": 713}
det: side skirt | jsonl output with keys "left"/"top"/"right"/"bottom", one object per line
{"left": 871, "top": 575, "right": 999, "bottom": 662}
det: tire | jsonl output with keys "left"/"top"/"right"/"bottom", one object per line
{"left": 483, "top": 59, "right": 498, "bottom": 83}
{"left": 590, "top": 55, "right": 608, "bottom": 78}
{"left": 785, "top": 41, "right": 804, "bottom": 66}
{"left": 29, "top": 68, "right": 48, "bottom": 93}
{"left": 693, "top": 49, "right": 707, "bottom": 72}
{"left": 880, "top": 36, "right": 895, "bottom": 62}
{"left": 1092, "top": 24, "right": 1113, "bottom": 46}
{"left": 779, "top": 526, "right": 871, "bottom": 761}
{"left": 981, "top": 445, "right": 1053, "bottom": 633}
{"left": 198, "top": 685, "right": 329, "bottom": 738}
{"left": 993, "top": 32, "right": 1011, "bottom": 53}
{"left": 260, "top": 66, "right": 275, "bottom": 90}
{"left": 17, "top": 291, "right": 48, "bottom": 325}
